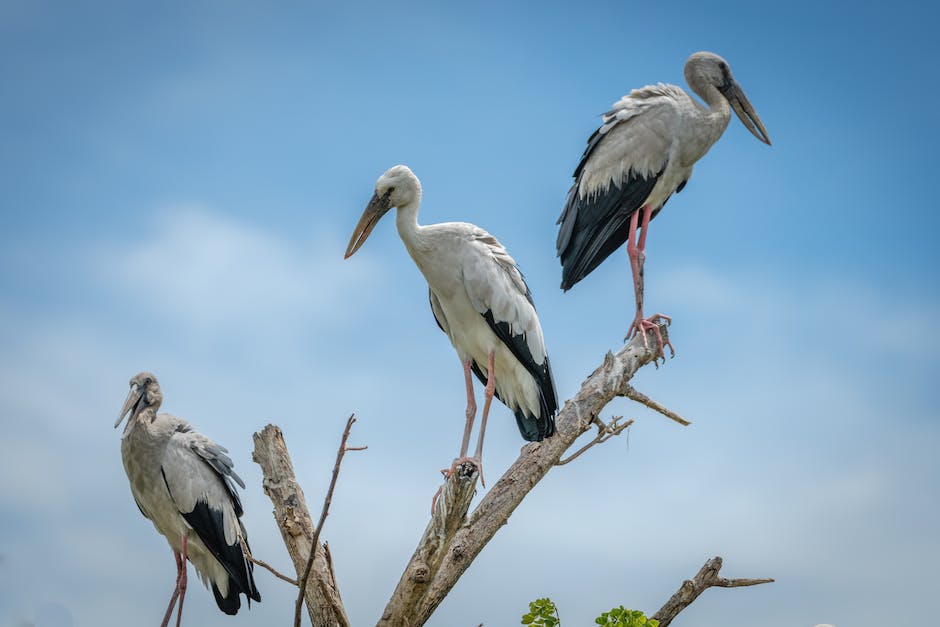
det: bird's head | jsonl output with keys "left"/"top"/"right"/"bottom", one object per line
{"left": 685, "top": 51, "right": 771, "bottom": 145}
{"left": 345, "top": 165, "right": 422, "bottom": 258}
{"left": 115, "top": 371, "right": 163, "bottom": 429}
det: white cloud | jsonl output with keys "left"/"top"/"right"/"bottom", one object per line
{"left": 95, "top": 206, "right": 384, "bottom": 338}
{"left": 657, "top": 263, "right": 940, "bottom": 357}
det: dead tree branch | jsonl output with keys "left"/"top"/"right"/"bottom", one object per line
{"left": 378, "top": 319, "right": 681, "bottom": 626}
{"left": 293, "top": 415, "right": 361, "bottom": 627}
{"left": 556, "top": 415, "right": 634, "bottom": 466}
{"left": 252, "top": 424, "right": 352, "bottom": 627}
{"left": 623, "top": 384, "right": 690, "bottom": 426}
{"left": 240, "top": 537, "right": 298, "bottom": 586}
{"left": 651, "top": 556, "right": 774, "bottom": 627}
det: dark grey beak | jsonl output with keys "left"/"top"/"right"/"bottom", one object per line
{"left": 344, "top": 190, "right": 393, "bottom": 258}
{"left": 723, "top": 81, "right": 771, "bottom": 145}
{"left": 115, "top": 383, "right": 142, "bottom": 428}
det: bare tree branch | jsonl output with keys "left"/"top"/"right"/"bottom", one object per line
{"left": 556, "top": 415, "right": 634, "bottom": 466}
{"left": 378, "top": 320, "right": 676, "bottom": 626}
{"left": 294, "top": 415, "right": 361, "bottom": 627}
{"left": 651, "top": 556, "right": 774, "bottom": 627}
{"left": 252, "top": 424, "right": 352, "bottom": 627}
{"left": 240, "top": 537, "right": 298, "bottom": 586}
{"left": 623, "top": 384, "right": 691, "bottom": 426}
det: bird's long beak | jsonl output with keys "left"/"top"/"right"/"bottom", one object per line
{"left": 724, "top": 82, "right": 771, "bottom": 145}
{"left": 344, "top": 191, "right": 392, "bottom": 259}
{"left": 115, "top": 383, "right": 142, "bottom": 428}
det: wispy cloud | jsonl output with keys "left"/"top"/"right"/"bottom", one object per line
{"left": 95, "top": 206, "right": 383, "bottom": 337}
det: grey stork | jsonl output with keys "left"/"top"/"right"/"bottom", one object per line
{"left": 115, "top": 372, "right": 260, "bottom": 626}
{"left": 557, "top": 51, "right": 771, "bottom": 355}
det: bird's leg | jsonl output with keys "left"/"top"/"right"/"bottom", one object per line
{"left": 442, "top": 360, "right": 477, "bottom": 478}
{"left": 459, "top": 359, "right": 476, "bottom": 459}
{"left": 445, "top": 357, "right": 486, "bottom": 480}
{"left": 625, "top": 205, "right": 674, "bottom": 359}
{"left": 469, "top": 351, "right": 495, "bottom": 488}
{"left": 625, "top": 209, "right": 645, "bottom": 340}
{"left": 433, "top": 360, "right": 481, "bottom": 514}
{"left": 160, "top": 549, "right": 184, "bottom": 627}
{"left": 175, "top": 534, "right": 188, "bottom": 627}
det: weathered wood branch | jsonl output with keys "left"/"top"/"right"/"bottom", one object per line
{"left": 651, "top": 556, "right": 774, "bottom": 627}
{"left": 556, "top": 415, "right": 634, "bottom": 466}
{"left": 293, "top": 415, "right": 361, "bottom": 627}
{"left": 252, "top": 424, "right": 351, "bottom": 627}
{"left": 379, "top": 320, "right": 680, "bottom": 626}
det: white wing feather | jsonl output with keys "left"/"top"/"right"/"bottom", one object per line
{"left": 160, "top": 430, "right": 241, "bottom": 545}
{"left": 461, "top": 228, "right": 547, "bottom": 365}
{"left": 579, "top": 83, "right": 687, "bottom": 198}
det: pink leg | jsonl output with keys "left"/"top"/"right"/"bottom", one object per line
{"left": 625, "top": 205, "right": 674, "bottom": 359}
{"left": 175, "top": 535, "right": 188, "bottom": 627}
{"left": 459, "top": 359, "right": 476, "bottom": 458}
{"left": 432, "top": 360, "right": 482, "bottom": 514}
{"left": 160, "top": 547, "right": 185, "bottom": 627}
{"left": 469, "top": 351, "right": 495, "bottom": 488}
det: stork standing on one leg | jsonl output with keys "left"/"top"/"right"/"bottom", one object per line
{"left": 115, "top": 372, "right": 260, "bottom": 627}
{"left": 345, "top": 165, "right": 557, "bottom": 490}
{"left": 557, "top": 51, "right": 771, "bottom": 355}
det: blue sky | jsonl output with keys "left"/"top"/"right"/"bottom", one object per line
{"left": 1, "top": 1, "right": 938, "bottom": 626}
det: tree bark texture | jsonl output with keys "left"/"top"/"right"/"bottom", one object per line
{"left": 252, "top": 425, "right": 351, "bottom": 627}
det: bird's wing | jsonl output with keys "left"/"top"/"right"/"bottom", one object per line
{"left": 557, "top": 84, "right": 684, "bottom": 289}
{"left": 160, "top": 425, "right": 243, "bottom": 542}
{"left": 429, "top": 289, "right": 449, "bottom": 335}
{"left": 160, "top": 423, "right": 259, "bottom": 604}
{"left": 461, "top": 228, "right": 558, "bottom": 434}
{"left": 462, "top": 229, "right": 547, "bottom": 365}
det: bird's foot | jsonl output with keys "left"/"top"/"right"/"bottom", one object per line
{"left": 441, "top": 455, "right": 484, "bottom": 487}
{"left": 432, "top": 456, "right": 484, "bottom": 515}
{"left": 625, "top": 313, "right": 674, "bottom": 362}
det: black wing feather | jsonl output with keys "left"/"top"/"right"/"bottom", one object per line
{"left": 477, "top": 308, "right": 557, "bottom": 442}
{"left": 161, "top": 466, "right": 261, "bottom": 615}
{"left": 179, "top": 502, "right": 261, "bottom": 614}
{"left": 557, "top": 169, "right": 661, "bottom": 291}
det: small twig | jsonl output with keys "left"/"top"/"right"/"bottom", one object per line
{"left": 240, "top": 538, "right": 298, "bottom": 586}
{"left": 651, "top": 556, "right": 774, "bottom": 627}
{"left": 623, "top": 384, "right": 691, "bottom": 426}
{"left": 294, "top": 414, "right": 362, "bottom": 627}
{"left": 556, "top": 416, "right": 634, "bottom": 466}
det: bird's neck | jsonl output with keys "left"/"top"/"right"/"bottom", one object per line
{"left": 690, "top": 85, "right": 732, "bottom": 154}
{"left": 699, "top": 85, "right": 731, "bottom": 125}
{"left": 121, "top": 407, "right": 158, "bottom": 438}
{"left": 395, "top": 201, "right": 425, "bottom": 252}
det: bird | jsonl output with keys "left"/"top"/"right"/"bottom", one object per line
{"left": 344, "top": 164, "right": 558, "bottom": 487}
{"left": 115, "top": 372, "right": 260, "bottom": 627}
{"left": 556, "top": 51, "right": 771, "bottom": 355}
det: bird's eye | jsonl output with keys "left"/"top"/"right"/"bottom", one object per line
{"left": 144, "top": 377, "right": 152, "bottom": 385}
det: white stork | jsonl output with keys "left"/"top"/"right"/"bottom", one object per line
{"left": 115, "top": 372, "right": 260, "bottom": 627}
{"left": 345, "top": 165, "right": 558, "bottom": 485}
{"left": 557, "top": 51, "right": 771, "bottom": 354}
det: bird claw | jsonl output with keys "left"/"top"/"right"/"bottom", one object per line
{"left": 448, "top": 456, "right": 484, "bottom": 487}
{"left": 625, "top": 313, "right": 674, "bottom": 362}
{"left": 432, "top": 457, "right": 484, "bottom": 515}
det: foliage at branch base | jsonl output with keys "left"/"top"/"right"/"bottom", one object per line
{"left": 522, "top": 598, "right": 658, "bottom": 627}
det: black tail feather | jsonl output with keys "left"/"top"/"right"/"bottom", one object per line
{"left": 473, "top": 314, "right": 558, "bottom": 442}
{"left": 181, "top": 502, "right": 261, "bottom": 615}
